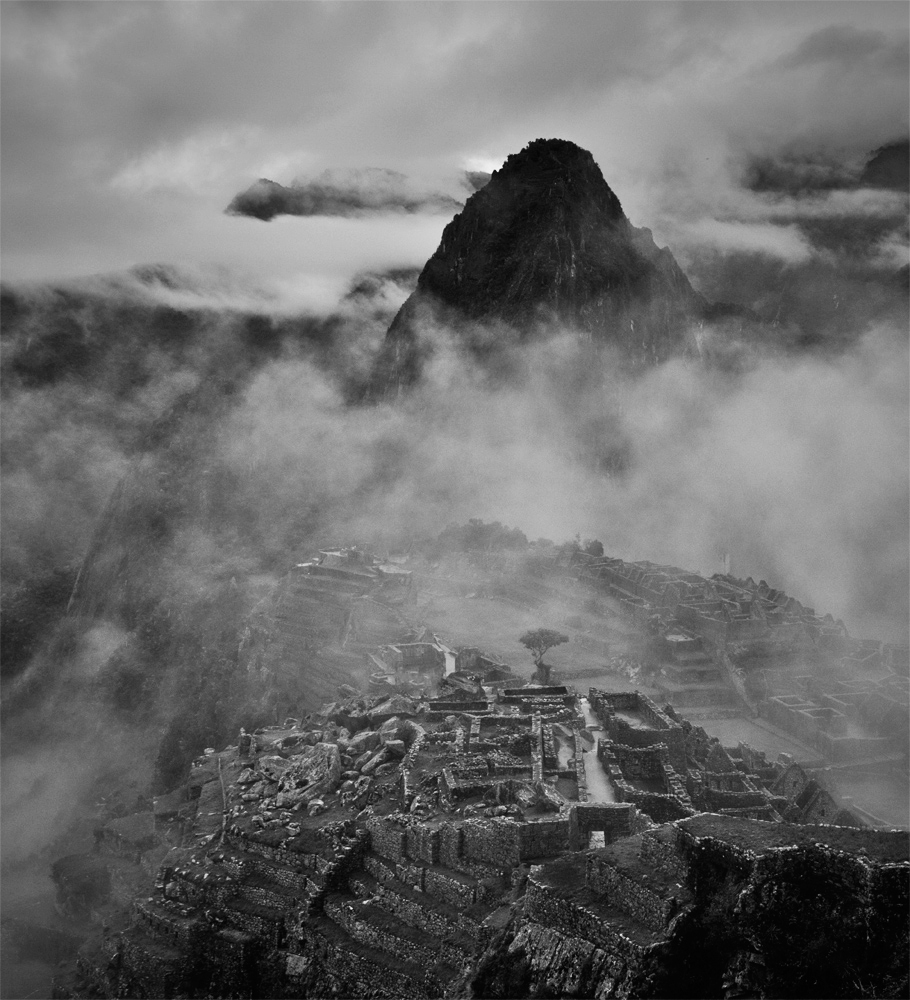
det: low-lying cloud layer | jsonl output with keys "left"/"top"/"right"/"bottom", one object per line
{"left": 3, "top": 256, "right": 907, "bottom": 644}
{"left": 1, "top": 265, "right": 906, "bottom": 996}
{"left": 217, "top": 317, "right": 909, "bottom": 641}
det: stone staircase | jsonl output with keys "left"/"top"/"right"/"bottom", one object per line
{"left": 311, "top": 825, "right": 514, "bottom": 998}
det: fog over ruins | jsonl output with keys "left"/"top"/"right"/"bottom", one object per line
{"left": 1, "top": 4, "right": 908, "bottom": 1000}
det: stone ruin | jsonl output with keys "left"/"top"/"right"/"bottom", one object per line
{"left": 53, "top": 669, "right": 908, "bottom": 999}
{"left": 46, "top": 541, "right": 909, "bottom": 998}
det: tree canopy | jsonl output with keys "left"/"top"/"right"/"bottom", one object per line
{"left": 519, "top": 628, "right": 569, "bottom": 666}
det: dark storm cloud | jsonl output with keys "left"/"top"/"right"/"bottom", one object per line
{"left": 742, "top": 140, "right": 910, "bottom": 196}
{"left": 225, "top": 169, "right": 466, "bottom": 221}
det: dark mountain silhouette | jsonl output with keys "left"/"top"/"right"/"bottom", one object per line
{"left": 368, "top": 138, "right": 723, "bottom": 397}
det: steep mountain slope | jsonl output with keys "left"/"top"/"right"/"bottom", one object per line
{"left": 369, "top": 138, "right": 713, "bottom": 396}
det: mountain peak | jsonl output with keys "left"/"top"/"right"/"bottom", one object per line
{"left": 491, "top": 137, "right": 626, "bottom": 219}
{"left": 368, "top": 139, "right": 707, "bottom": 397}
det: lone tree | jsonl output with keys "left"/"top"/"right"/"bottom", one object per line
{"left": 519, "top": 629, "right": 569, "bottom": 685}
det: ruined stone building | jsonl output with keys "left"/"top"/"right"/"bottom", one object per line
{"left": 49, "top": 540, "right": 909, "bottom": 999}
{"left": 55, "top": 670, "right": 907, "bottom": 998}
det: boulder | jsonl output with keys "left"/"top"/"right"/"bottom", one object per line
{"left": 361, "top": 748, "right": 389, "bottom": 775}
{"left": 259, "top": 756, "right": 291, "bottom": 780}
{"left": 383, "top": 740, "right": 407, "bottom": 759}
{"left": 378, "top": 716, "right": 401, "bottom": 737}
{"left": 535, "top": 781, "right": 564, "bottom": 813}
{"left": 276, "top": 743, "right": 342, "bottom": 805}
{"left": 348, "top": 730, "right": 381, "bottom": 755}
{"left": 247, "top": 780, "right": 277, "bottom": 798}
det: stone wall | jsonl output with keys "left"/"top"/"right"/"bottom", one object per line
{"left": 366, "top": 815, "right": 408, "bottom": 862}
{"left": 604, "top": 742, "right": 669, "bottom": 783}
{"left": 518, "top": 817, "right": 576, "bottom": 859}
{"left": 462, "top": 818, "right": 523, "bottom": 867}
{"left": 573, "top": 802, "right": 649, "bottom": 842}
{"left": 525, "top": 871, "right": 654, "bottom": 962}
{"left": 585, "top": 854, "right": 680, "bottom": 932}
{"left": 589, "top": 690, "right": 687, "bottom": 773}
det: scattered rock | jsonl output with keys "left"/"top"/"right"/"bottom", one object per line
{"left": 361, "top": 749, "right": 389, "bottom": 775}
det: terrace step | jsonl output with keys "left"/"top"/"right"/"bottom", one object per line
{"left": 219, "top": 893, "right": 290, "bottom": 949}
{"left": 133, "top": 897, "right": 204, "bottom": 949}
{"left": 324, "top": 890, "right": 467, "bottom": 973}
{"left": 235, "top": 870, "right": 310, "bottom": 910}
{"left": 223, "top": 894, "right": 287, "bottom": 924}
{"left": 212, "top": 846, "right": 321, "bottom": 891}
{"left": 349, "top": 869, "right": 482, "bottom": 947}
{"left": 526, "top": 854, "right": 675, "bottom": 951}
{"left": 364, "top": 851, "right": 484, "bottom": 909}
{"left": 305, "top": 913, "right": 454, "bottom": 997}
{"left": 364, "top": 848, "right": 509, "bottom": 906}
{"left": 119, "top": 928, "right": 187, "bottom": 999}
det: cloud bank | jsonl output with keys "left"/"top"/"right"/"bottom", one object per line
{"left": 225, "top": 168, "right": 469, "bottom": 221}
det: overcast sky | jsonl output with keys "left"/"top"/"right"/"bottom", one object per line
{"left": 2, "top": 1, "right": 907, "bottom": 293}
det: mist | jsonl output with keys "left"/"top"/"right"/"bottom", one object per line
{"left": 210, "top": 310, "right": 908, "bottom": 640}
{"left": 2, "top": 237, "right": 907, "bottom": 1000}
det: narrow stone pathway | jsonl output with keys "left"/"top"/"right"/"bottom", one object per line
{"left": 578, "top": 697, "right": 616, "bottom": 805}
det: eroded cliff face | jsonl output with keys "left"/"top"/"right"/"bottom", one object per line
{"left": 370, "top": 138, "right": 709, "bottom": 396}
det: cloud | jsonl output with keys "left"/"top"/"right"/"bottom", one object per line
{"left": 205, "top": 313, "right": 908, "bottom": 643}
{"left": 743, "top": 153, "right": 864, "bottom": 195}
{"left": 871, "top": 233, "right": 910, "bottom": 270}
{"left": 110, "top": 128, "right": 261, "bottom": 195}
{"left": 671, "top": 219, "right": 813, "bottom": 263}
{"left": 775, "top": 25, "right": 907, "bottom": 72}
{"left": 225, "top": 168, "right": 465, "bottom": 221}
{"left": 743, "top": 140, "right": 909, "bottom": 196}
{"left": 3, "top": 2, "right": 907, "bottom": 284}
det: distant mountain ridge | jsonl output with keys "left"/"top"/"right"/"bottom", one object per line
{"left": 369, "top": 138, "right": 720, "bottom": 397}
